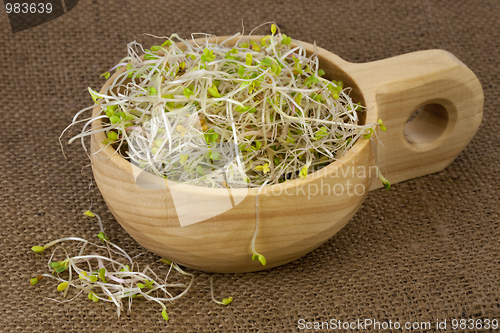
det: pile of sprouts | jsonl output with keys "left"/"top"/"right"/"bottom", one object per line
{"left": 30, "top": 211, "right": 232, "bottom": 322}
{"left": 67, "top": 23, "right": 387, "bottom": 189}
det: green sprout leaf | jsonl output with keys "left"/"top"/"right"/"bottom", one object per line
{"left": 183, "top": 87, "right": 193, "bottom": 99}
{"left": 107, "top": 131, "right": 118, "bottom": 141}
{"left": 89, "top": 292, "right": 99, "bottom": 302}
{"left": 363, "top": 128, "right": 374, "bottom": 139}
{"left": 299, "top": 166, "right": 308, "bottom": 179}
{"left": 31, "top": 246, "right": 45, "bottom": 253}
{"left": 148, "top": 87, "right": 157, "bottom": 95}
{"left": 88, "top": 87, "right": 101, "bottom": 103}
{"left": 119, "top": 265, "right": 130, "bottom": 272}
{"left": 208, "top": 85, "right": 221, "bottom": 98}
{"left": 378, "top": 119, "right": 387, "bottom": 131}
{"left": 261, "top": 58, "right": 272, "bottom": 67}
{"left": 49, "top": 262, "right": 61, "bottom": 269}
{"left": 101, "top": 71, "right": 111, "bottom": 79}
{"left": 109, "top": 115, "right": 120, "bottom": 124}
{"left": 258, "top": 254, "right": 266, "bottom": 266}
{"left": 314, "top": 126, "right": 329, "bottom": 140}
{"left": 236, "top": 105, "right": 256, "bottom": 113}
{"left": 30, "top": 278, "right": 39, "bottom": 286}
{"left": 97, "top": 232, "right": 109, "bottom": 242}
{"left": 201, "top": 48, "right": 215, "bottom": 62}
{"left": 179, "top": 154, "right": 188, "bottom": 164}
{"left": 144, "top": 54, "right": 157, "bottom": 60}
{"left": 294, "top": 93, "right": 303, "bottom": 106}
{"left": 222, "top": 297, "right": 233, "bottom": 305}
{"left": 160, "top": 258, "right": 172, "bottom": 265}
{"left": 252, "top": 253, "right": 259, "bottom": 261}
{"left": 204, "top": 129, "right": 218, "bottom": 143}
{"left": 281, "top": 34, "right": 291, "bottom": 45}
{"left": 55, "top": 266, "right": 66, "bottom": 273}
{"left": 271, "top": 63, "right": 281, "bottom": 75}
{"left": 271, "top": 24, "right": 277, "bottom": 35}
{"left": 98, "top": 268, "right": 107, "bottom": 283}
{"left": 246, "top": 53, "right": 252, "bottom": 66}
{"left": 162, "top": 309, "right": 169, "bottom": 321}
{"left": 210, "top": 152, "right": 220, "bottom": 160}
{"left": 57, "top": 282, "right": 68, "bottom": 291}
{"left": 304, "top": 75, "right": 319, "bottom": 87}
{"left": 161, "top": 40, "right": 172, "bottom": 47}
{"left": 238, "top": 65, "right": 245, "bottom": 78}
{"left": 251, "top": 43, "right": 260, "bottom": 52}
{"left": 383, "top": 181, "right": 391, "bottom": 191}
{"left": 196, "top": 165, "right": 205, "bottom": 176}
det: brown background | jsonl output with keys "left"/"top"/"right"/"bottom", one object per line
{"left": 0, "top": 0, "right": 499, "bottom": 332}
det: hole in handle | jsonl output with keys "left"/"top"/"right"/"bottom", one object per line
{"left": 405, "top": 103, "right": 448, "bottom": 146}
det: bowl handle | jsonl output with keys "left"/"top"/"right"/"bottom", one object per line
{"left": 346, "top": 49, "right": 483, "bottom": 190}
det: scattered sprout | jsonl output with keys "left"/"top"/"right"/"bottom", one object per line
{"left": 49, "top": 262, "right": 61, "bottom": 269}
{"left": 54, "top": 266, "right": 66, "bottom": 273}
{"left": 29, "top": 213, "right": 195, "bottom": 322}
{"left": 97, "top": 232, "right": 109, "bottom": 242}
{"left": 222, "top": 297, "right": 233, "bottom": 305}
{"left": 210, "top": 277, "right": 233, "bottom": 306}
{"left": 101, "top": 71, "right": 111, "bottom": 80}
{"left": 57, "top": 282, "right": 69, "bottom": 291}
{"left": 84, "top": 210, "right": 95, "bottom": 217}
{"left": 161, "top": 309, "right": 169, "bottom": 321}
{"left": 160, "top": 258, "right": 172, "bottom": 266}
{"left": 31, "top": 246, "right": 45, "bottom": 253}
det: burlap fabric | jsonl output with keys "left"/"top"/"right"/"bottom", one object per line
{"left": 1, "top": 1, "right": 498, "bottom": 332}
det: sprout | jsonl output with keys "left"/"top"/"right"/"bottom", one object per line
{"left": 161, "top": 309, "right": 169, "bottom": 321}
{"left": 30, "top": 212, "right": 195, "bottom": 322}
{"left": 57, "top": 282, "right": 69, "bottom": 291}
{"left": 299, "top": 165, "right": 308, "bottom": 179}
{"left": 97, "top": 232, "right": 109, "bottom": 242}
{"left": 84, "top": 210, "right": 95, "bottom": 217}
{"left": 378, "top": 119, "right": 387, "bottom": 131}
{"left": 31, "top": 246, "right": 45, "bottom": 253}
{"left": 49, "top": 262, "right": 61, "bottom": 269}
{"left": 210, "top": 277, "right": 233, "bottom": 306}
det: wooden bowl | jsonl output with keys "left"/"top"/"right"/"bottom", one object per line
{"left": 91, "top": 36, "right": 483, "bottom": 273}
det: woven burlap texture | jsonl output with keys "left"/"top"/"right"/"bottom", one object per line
{"left": 0, "top": 0, "right": 498, "bottom": 332}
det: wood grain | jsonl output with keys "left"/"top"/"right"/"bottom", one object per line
{"left": 91, "top": 36, "right": 482, "bottom": 273}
